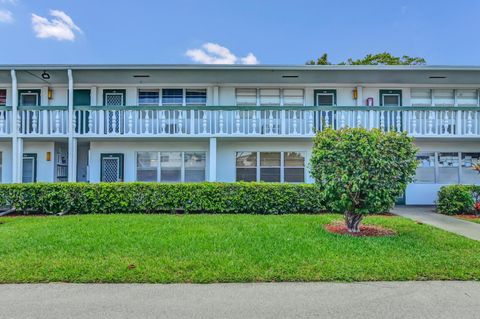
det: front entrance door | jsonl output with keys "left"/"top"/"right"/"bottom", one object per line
{"left": 22, "top": 153, "right": 37, "bottom": 183}
{"left": 101, "top": 153, "right": 124, "bottom": 182}
{"left": 314, "top": 90, "right": 337, "bottom": 129}
{"left": 74, "top": 89, "right": 91, "bottom": 134}
{"left": 380, "top": 90, "right": 402, "bottom": 131}
{"left": 104, "top": 90, "right": 125, "bottom": 133}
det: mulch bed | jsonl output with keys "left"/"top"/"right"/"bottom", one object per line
{"left": 457, "top": 215, "right": 480, "bottom": 220}
{"left": 324, "top": 221, "right": 397, "bottom": 237}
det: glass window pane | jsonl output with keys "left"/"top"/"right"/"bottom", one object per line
{"left": 461, "top": 153, "right": 480, "bottom": 184}
{"left": 138, "top": 90, "right": 159, "bottom": 105}
{"left": 415, "top": 152, "right": 435, "bottom": 183}
{"left": 236, "top": 152, "right": 257, "bottom": 167}
{"left": 0, "top": 90, "right": 6, "bottom": 106}
{"left": 259, "top": 89, "right": 280, "bottom": 106}
{"left": 456, "top": 90, "right": 478, "bottom": 106}
{"left": 184, "top": 152, "right": 206, "bottom": 182}
{"left": 260, "top": 152, "right": 281, "bottom": 166}
{"left": 21, "top": 94, "right": 38, "bottom": 106}
{"left": 160, "top": 152, "right": 182, "bottom": 182}
{"left": 437, "top": 152, "right": 459, "bottom": 184}
{"left": 136, "top": 152, "right": 158, "bottom": 182}
{"left": 236, "top": 168, "right": 257, "bottom": 182}
{"left": 236, "top": 88, "right": 257, "bottom": 106}
{"left": 284, "top": 168, "right": 304, "bottom": 183}
{"left": 433, "top": 89, "right": 454, "bottom": 106}
{"left": 383, "top": 95, "right": 400, "bottom": 106}
{"left": 283, "top": 89, "right": 304, "bottom": 106}
{"left": 186, "top": 89, "right": 207, "bottom": 106}
{"left": 284, "top": 152, "right": 305, "bottom": 167}
{"left": 162, "top": 89, "right": 183, "bottom": 105}
{"left": 260, "top": 168, "right": 280, "bottom": 182}
{"left": 317, "top": 94, "right": 334, "bottom": 106}
{"left": 411, "top": 88, "right": 431, "bottom": 106}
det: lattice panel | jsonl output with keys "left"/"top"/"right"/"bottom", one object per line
{"left": 102, "top": 158, "right": 119, "bottom": 182}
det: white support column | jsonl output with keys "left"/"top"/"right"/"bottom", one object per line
{"left": 67, "top": 69, "right": 76, "bottom": 182}
{"left": 10, "top": 69, "right": 19, "bottom": 183}
{"left": 208, "top": 137, "right": 217, "bottom": 182}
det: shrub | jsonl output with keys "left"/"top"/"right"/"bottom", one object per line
{"left": 0, "top": 182, "right": 326, "bottom": 215}
{"left": 309, "top": 128, "right": 418, "bottom": 232}
{"left": 437, "top": 185, "right": 476, "bottom": 215}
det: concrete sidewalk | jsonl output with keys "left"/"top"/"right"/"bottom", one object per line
{"left": 0, "top": 282, "right": 479, "bottom": 319}
{"left": 393, "top": 206, "right": 480, "bottom": 241}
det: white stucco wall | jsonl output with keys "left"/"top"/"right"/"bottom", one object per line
{"left": 0, "top": 141, "right": 12, "bottom": 183}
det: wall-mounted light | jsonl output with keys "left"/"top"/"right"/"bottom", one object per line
{"left": 48, "top": 88, "right": 53, "bottom": 100}
{"left": 353, "top": 88, "right": 358, "bottom": 100}
{"left": 46, "top": 151, "right": 51, "bottom": 161}
{"left": 41, "top": 71, "right": 50, "bottom": 80}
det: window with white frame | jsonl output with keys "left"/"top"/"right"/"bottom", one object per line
{"left": 411, "top": 88, "right": 432, "bottom": 106}
{"left": 415, "top": 152, "right": 436, "bottom": 183}
{"left": 456, "top": 89, "right": 478, "bottom": 106}
{"left": 236, "top": 88, "right": 305, "bottom": 106}
{"left": 236, "top": 151, "right": 305, "bottom": 183}
{"left": 162, "top": 89, "right": 184, "bottom": 106}
{"left": 138, "top": 90, "right": 160, "bottom": 106}
{"left": 186, "top": 89, "right": 207, "bottom": 106}
{"left": 136, "top": 151, "right": 206, "bottom": 182}
{"left": 433, "top": 89, "right": 455, "bottom": 106}
{"left": 437, "top": 152, "right": 459, "bottom": 184}
{"left": 0, "top": 89, "right": 6, "bottom": 106}
{"left": 461, "top": 153, "right": 480, "bottom": 184}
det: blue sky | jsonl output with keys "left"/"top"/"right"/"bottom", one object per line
{"left": 0, "top": 0, "right": 479, "bottom": 65}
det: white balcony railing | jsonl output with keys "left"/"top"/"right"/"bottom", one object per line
{"left": 73, "top": 106, "right": 480, "bottom": 138}
{"left": 2, "top": 105, "right": 480, "bottom": 138}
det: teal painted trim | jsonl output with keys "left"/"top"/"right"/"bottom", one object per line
{"left": 73, "top": 105, "right": 480, "bottom": 112}
{"left": 314, "top": 89, "right": 337, "bottom": 106}
{"left": 18, "top": 89, "right": 41, "bottom": 106}
{"left": 0, "top": 106, "right": 13, "bottom": 111}
{"left": 18, "top": 105, "right": 68, "bottom": 111}
{"left": 100, "top": 153, "right": 124, "bottom": 182}
{"left": 22, "top": 153, "right": 37, "bottom": 183}
{"left": 103, "top": 89, "right": 126, "bottom": 106}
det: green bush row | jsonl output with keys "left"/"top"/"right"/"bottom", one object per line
{"left": 0, "top": 182, "right": 326, "bottom": 215}
{"left": 437, "top": 185, "right": 479, "bottom": 215}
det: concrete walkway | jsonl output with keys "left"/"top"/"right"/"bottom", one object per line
{"left": 0, "top": 282, "right": 479, "bottom": 319}
{"left": 393, "top": 206, "right": 480, "bottom": 241}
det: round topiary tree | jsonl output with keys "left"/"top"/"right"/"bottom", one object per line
{"left": 309, "top": 128, "right": 418, "bottom": 233}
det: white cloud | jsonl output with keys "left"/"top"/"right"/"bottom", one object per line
{"left": 186, "top": 42, "right": 259, "bottom": 64}
{"left": 31, "top": 9, "right": 82, "bottom": 41}
{"left": 0, "top": 9, "right": 13, "bottom": 23}
{"left": 0, "top": 0, "right": 18, "bottom": 4}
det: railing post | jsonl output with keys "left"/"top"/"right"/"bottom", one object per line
{"left": 456, "top": 109, "right": 462, "bottom": 136}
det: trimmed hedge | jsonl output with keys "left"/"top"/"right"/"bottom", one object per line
{"left": 0, "top": 182, "right": 326, "bottom": 215}
{"left": 437, "top": 185, "right": 477, "bottom": 215}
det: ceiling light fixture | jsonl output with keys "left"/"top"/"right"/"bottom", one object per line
{"left": 41, "top": 71, "right": 50, "bottom": 80}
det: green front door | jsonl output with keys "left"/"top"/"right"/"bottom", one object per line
{"left": 74, "top": 90, "right": 91, "bottom": 134}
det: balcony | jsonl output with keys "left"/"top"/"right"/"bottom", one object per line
{"left": 1, "top": 105, "right": 480, "bottom": 138}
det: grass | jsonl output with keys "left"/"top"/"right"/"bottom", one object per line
{"left": 457, "top": 216, "right": 480, "bottom": 224}
{"left": 0, "top": 214, "right": 479, "bottom": 283}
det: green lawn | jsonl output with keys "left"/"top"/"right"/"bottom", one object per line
{"left": 0, "top": 214, "right": 479, "bottom": 283}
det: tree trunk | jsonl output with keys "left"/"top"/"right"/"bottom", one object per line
{"left": 344, "top": 211, "right": 363, "bottom": 233}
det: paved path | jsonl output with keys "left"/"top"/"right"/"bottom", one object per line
{"left": 393, "top": 205, "right": 480, "bottom": 241}
{"left": 0, "top": 282, "right": 479, "bottom": 319}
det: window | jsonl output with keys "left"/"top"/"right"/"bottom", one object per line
{"left": 137, "top": 152, "right": 158, "bottom": 181}
{"left": 437, "top": 152, "right": 459, "bottom": 184}
{"left": 461, "top": 153, "right": 480, "bottom": 184}
{"left": 259, "top": 89, "right": 280, "bottom": 106}
{"left": 236, "top": 151, "right": 257, "bottom": 182}
{"left": 236, "top": 89, "right": 257, "bottom": 106}
{"left": 411, "top": 88, "right": 432, "bottom": 106}
{"left": 236, "top": 151, "right": 305, "bottom": 183}
{"left": 162, "top": 89, "right": 183, "bottom": 106}
{"left": 283, "top": 89, "right": 304, "bottom": 106}
{"left": 186, "top": 89, "right": 207, "bottom": 106}
{"left": 260, "top": 152, "right": 281, "bottom": 182}
{"left": 184, "top": 152, "right": 206, "bottom": 182}
{"left": 456, "top": 90, "right": 478, "bottom": 106}
{"left": 433, "top": 89, "right": 454, "bottom": 106}
{"left": 0, "top": 90, "right": 6, "bottom": 106}
{"left": 415, "top": 152, "right": 435, "bottom": 183}
{"left": 136, "top": 151, "right": 206, "bottom": 182}
{"left": 0, "top": 152, "right": 2, "bottom": 183}
{"left": 138, "top": 90, "right": 159, "bottom": 106}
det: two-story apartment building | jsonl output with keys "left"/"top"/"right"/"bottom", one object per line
{"left": 0, "top": 64, "right": 479, "bottom": 204}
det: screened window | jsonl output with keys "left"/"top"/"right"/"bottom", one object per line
{"left": 236, "top": 89, "right": 257, "bottom": 106}
{"left": 456, "top": 90, "right": 478, "bottom": 106}
{"left": 283, "top": 89, "right": 304, "bottom": 106}
{"left": 259, "top": 89, "right": 281, "bottom": 106}
{"left": 184, "top": 152, "right": 206, "bottom": 182}
{"left": 437, "top": 152, "right": 459, "bottom": 184}
{"left": 138, "top": 90, "right": 159, "bottom": 106}
{"left": 411, "top": 88, "right": 431, "bottom": 106}
{"left": 461, "top": 153, "right": 480, "bottom": 184}
{"left": 236, "top": 151, "right": 305, "bottom": 183}
{"left": 0, "top": 90, "right": 6, "bottom": 106}
{"left": 433, "top": 89, "right": 454, "bottom": 106}
{"left": 136, "top": 152, "right": 158, "bottom": 182}
{"left": 162, "top": 89, "right": 183, "bottom": 106}
{"left": 136, "top": 151, "right": 206, "bottom": 182}
{"left": 186, "top": 89, "right": 207, "bottom": 106}
{"left": 415, "top": 152, "right": 435, "bottom": 183}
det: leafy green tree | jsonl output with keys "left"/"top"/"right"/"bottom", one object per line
{"left": 309, "top": 128, "right": 418, "bottom": 233}
{"left": 306, "top": 52, "right": 426, "bottom": 65}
